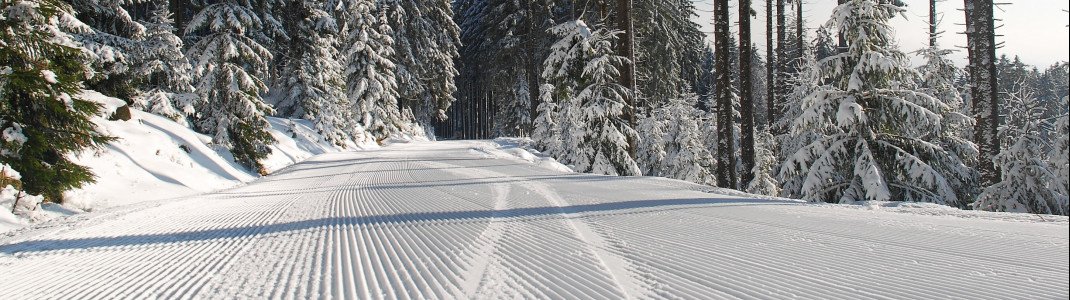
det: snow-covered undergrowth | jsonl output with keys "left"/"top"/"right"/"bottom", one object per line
{"left": 483, "top": 138, "right": 573, "bottom": 173}
{"left": 0, "top": 91, "right": 371, "bottom": 233}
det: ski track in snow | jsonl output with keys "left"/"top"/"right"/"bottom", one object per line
{"left": 0, "top": 141, "right": 1067, "bottom": 299}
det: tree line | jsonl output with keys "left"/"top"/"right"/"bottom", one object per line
{"left": 1, "top": 0, "right": 458, "bottom": 203}
{"left": 449, "top": 0, "right": 1068, "bottom": 215}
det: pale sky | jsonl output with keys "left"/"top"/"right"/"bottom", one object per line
{"left": 692, "top": 0, "right": 1069, "bottom": 67}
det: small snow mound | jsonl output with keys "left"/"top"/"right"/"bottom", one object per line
{"left": 490, "top": 138, "right": 573, "bottom": 173}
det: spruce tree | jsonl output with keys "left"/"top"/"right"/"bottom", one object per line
{"left": 385, "top": 0, "right": 460, "bottom": 125}
{"left": 542, "top": 20, "right": 640, "bottom": 176}
{"left": 133, "top": 3, "right": 197, "bottom": 126}
{"left": 747, "top": 130, "right": 780, "bottom": 196}
{"left": 65, "top": 0, "right": 145, "bottom": 99}
{"left": 1, "top": 0, "right": 113, "bottom": 201}
{"left": 344, "top": 0, "right": 410, "bottom": 141}
{"left": 780, "top": 0, "right": 965, "bottom": 204}
{"left": 974, "top": 93, "right": 1066, "bottom": 215}
{"left": 185, "top": 0, "right": 276, "bottom": 173}
{"left": 275, "top": 0, "right": 350, "bottom": 146}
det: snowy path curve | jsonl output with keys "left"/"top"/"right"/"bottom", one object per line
{"left": 0, "top": 141, "right": 1067, "bottom": 299}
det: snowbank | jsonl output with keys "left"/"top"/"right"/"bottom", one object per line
{"left": 0, "top": 91, "right": 371, "bottom": 234}
{"left": 484, "top": 137, "right": 574, "bottom": 173}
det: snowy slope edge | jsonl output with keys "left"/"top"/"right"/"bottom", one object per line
{"left": 0, "top": 91, "right": 372, "bottom": 234}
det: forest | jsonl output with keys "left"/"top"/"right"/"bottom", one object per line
{"left": 1, "top": 0, "right": 1068, "bottom": 215}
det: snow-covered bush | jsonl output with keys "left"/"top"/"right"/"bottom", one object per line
{"left": 540, "top": 20, "right": 640, "bottom": 176}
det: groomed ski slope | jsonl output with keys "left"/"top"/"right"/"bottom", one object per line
{"left": 1, "top": 141, "right": 1067, "bottom": 299}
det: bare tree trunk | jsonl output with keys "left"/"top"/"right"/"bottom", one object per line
{"left": 772, "top": 0, "right": 786, "bottom": 134}
{"left": 739, "top": 0, "right": 756, "bottom": 187}
{"left": 796, "top": 0, "right": 804, "bottom": 60}
{"left": 170, "top": 0, "right": 188, "bottom": 35}
{"left": 525, "top": 3, "right": 540, "bottom": 136}
{"left": 930, "top": 0, "right": 937, "bottom": 47}
{"left": 616, "top": 0, "right": 638, "bottom": 159}
{"left": 837, "top": 0, "right": 847, "bottom": 53}
{"left": 766, "top": 0, "right": 775, "bottom": 128}
{"left": 714, "top": 0, "right": 737, "bottom": 188}
{"left": 964, "top": 0, "right": 1000, "bottom": 186}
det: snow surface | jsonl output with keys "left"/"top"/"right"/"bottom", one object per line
{"left": 0, "top": 91, "right": 367, "bottom": 234}
{"left": 0, "top": 140, "right": 1066, "bottom": 299}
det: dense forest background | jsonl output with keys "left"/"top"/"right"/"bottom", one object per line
{"left": 1, "top": 0, "right": 1067, "bottom": 214}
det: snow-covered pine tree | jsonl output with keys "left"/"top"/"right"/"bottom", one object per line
{"left": 385, "top": 0, "right": 459, "bottom": 125}
{"left": 662, "top": 95, "right": 717, "bottom": 185}
{"left": 974, "top": 92, "right": 1066, "bottom": 215}
{"left": 775, "top": 50, "right": 829, "bottom": 198}
{"left": 0, "top": 0, "right": 113, "bottom": 201}
{"left": 344, "top": 0, "right": 411, "bottom": 141}
{"left": 637, "top": 95, "right": 716, "bottom": 184}
{"left": 634, "top": 0, "right": 706, "bottom": 107}
{"left": 274, "top": 0, "right": 350, "bottom": 146}
{"left": 780, "top": 0, "right": 964, "bottom": 204}
{"left": 185, "top": 0, "right": 276, "bottom": 173}
{"left": 1050, "top": 97, "right": 1069, "bottom": 212}
{"left": 132, "top": 3, "right": 196, "bottom": 126}
{"left": 542, "top": 20, "right": 640, "bottom": 176}
{"left": 636, "top": 109, "right": 668, "bottom": 177}
{"left": 916, "top": 39, "right": 980, "bottom": 203}
{"left": 747, "top": 130, "right": 780, "bottom": 196}
{"left": 532, "top": 83, "right": 562, "bottom": 158}
{"left": 64, "top": 0, "right": 145, "bottom": 99}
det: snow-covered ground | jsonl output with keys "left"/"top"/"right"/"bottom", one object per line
{"left": 0, "top": 140, "right": 1065, "bottom": 299}
{"left": 0, "top": 91, "right": 369, "bottom": 234}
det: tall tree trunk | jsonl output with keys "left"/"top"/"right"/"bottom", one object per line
{"left": 714, "top": 0, "right": 737, "bottom": 188}
{"left": 929, "top": 0, "right": 937, "bottom": 47}
{"left": 837, "top": 0, "right": 847, "bottom": 53}
{"left": 765, "top": 0, "right": 775, "bottom": 128}
{"left": 170, "top": 0, "right": 187, "bottom": 34}
{"left": 796, "top": 0, "right": 804, "bottom": 61}
{"left": 525, "top": 3, "right": 540, "bottom": 136}
{"left": 739, "top": 0, "right": 756, "bottom": 187}
{"left": 772, "top": 0, "right": 786, "bottom": 134}
{"left": 964, "top": 0, "right": 1000, "bottom": 186}
{"left": 616, "top": 0, "right": 638, "bottom": 159}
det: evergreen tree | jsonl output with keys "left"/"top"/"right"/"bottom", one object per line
{"left": 1050, "top": 97, "right": 1069, "bottom": 212}
{"left": 65, "top": 0, "right": 146, "bottom": 99}
{"left": 916, "top": 39, "right": 979, "bottom": 203}
{"left": 662, "top": 96, "right": 717, "bottom": 185}
{"left": 132, "top": 3, "right": 196, "bottom": 126}
{"left": 532, "top": 83, "right": 562, "bottom": 158}
{"left": 747, "top": 130, "right": 780, "bottom": 196}
{"left": 386, "top": 0, "right": 459, "bottom": 125}
{"left": 781, "top": 0, "right": 964, "bottom": 204}
{"left": 542, "top": 20, "right": 640, "bottom": 176}
{"left": 637, "top": 95, "right": 716, "bottom": 184}
{"left": 185, "top": 0, "right": 276, "bottom": 173}
{"left": 1, "top": 0, "right": 113, "bottom": 201}
{"left": 344, "top": 0, "right": 410, "bottom": 141}
{"left": 275, "top": 0, "right": 350, "bottom": 146}
{"left": 974, "top": 93, "right": 1066, "bottom": 215}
